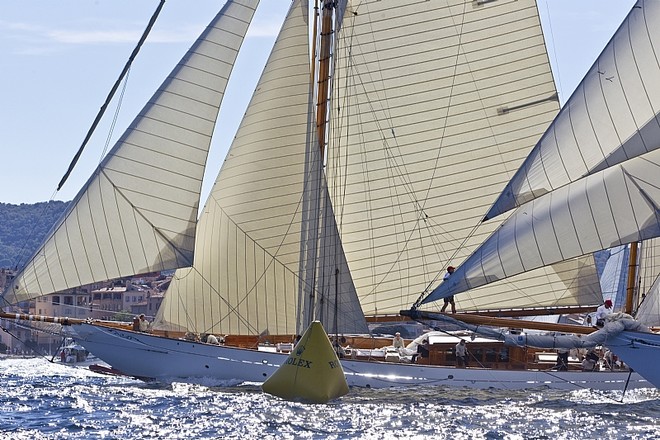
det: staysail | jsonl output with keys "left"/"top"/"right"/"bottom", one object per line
{"left": 154, "top": 0, "right": 369, "bottom": 336}
{"left": 485, "top": 0, "right": 660, "bottom": 220}
{"left": 424, "top": 148, "right": 660, "bottom": 303}
{"left": 324, "top": 0, "right": 600, "bottom": 314}
{"left": 3, "top": 0, "right": 260, "bottom": 305}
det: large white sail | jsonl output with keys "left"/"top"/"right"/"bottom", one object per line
{"left": 324, "top": 0, "right": 598, "bottom": 315}
{"left": 154, "top": 0, "right": 369, "bottom": 336}
{"left": 425, "top": 148, "right": 660, "bottom": 303}
{"left": 3, "top": 0, "right": 260, "bottom": 305}
{"left": 486, "top": 0, "right": 660, "bottom": 220}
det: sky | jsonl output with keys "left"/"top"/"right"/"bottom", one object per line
{"left": 0, "top": 0, "right": 637, "bottom": 206}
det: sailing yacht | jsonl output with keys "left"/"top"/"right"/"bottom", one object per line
{"left": 2, "top": 0, "right": 656, "bottom": 390}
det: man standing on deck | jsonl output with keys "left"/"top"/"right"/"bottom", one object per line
{"left": 441, "top": 266, "right": 456, "bottom": 314}
{"left": 455, "top": 339, "right": 467, "bottom": 368}
{"left": 594, "top": 299, "right": 613, "bottom": 327}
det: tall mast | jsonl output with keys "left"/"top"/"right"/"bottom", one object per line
{"left": 309, "top": 0, "right": 337, "bottom": 332}
{"left": 300, "top": 0, "right": 335, "bottom": 331}
{"left": 315, "top": 0, "right": 334, "bottom": 158}
{"left": 625, "top": 242, "right": 639, "bottom": 314}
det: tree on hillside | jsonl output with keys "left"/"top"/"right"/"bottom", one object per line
{"left": 0, "top": 201, "right": 70, "bottom": 269}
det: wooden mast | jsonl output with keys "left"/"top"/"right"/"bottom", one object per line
{"left": 310, "top": 1, "right": 319, "bottom": 94}
{"left": 316, "top": 0, "right": 338, "bottom": 333}
{"left": 315, "top": 0, "right": 334, "bottom": 156}
{"left": 301, "top": 0, "right": 336, "bottom": 330}
{"left": 625, "top": 241, "right": 638, "bottom": 314}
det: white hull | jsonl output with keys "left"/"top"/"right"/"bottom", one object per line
{"left": 71, "top": 324, "right": 651, "bottom": 391}
{"left": 605, "top": 330, "right": 660, "bottom": 389}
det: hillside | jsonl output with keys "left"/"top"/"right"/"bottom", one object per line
{"left": 0, "top": 201, "right": 70, "bottom": 268}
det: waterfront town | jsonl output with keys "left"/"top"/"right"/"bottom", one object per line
{"left": 0, "top": 268, "right": 169, "bottom": 356}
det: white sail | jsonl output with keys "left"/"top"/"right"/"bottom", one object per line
{"left": 440, "top": 254, "right": 602, "bottom": 312}
{"left": 636, "top": 238, "right": 660, "bottom": 326}
{"left": 597, "top": 245, "right": 628, "bottom": 308}
{"left": 154, "top": 0, "right": 369, "bottom": 336}
{"left": 424, "top": 148, "right": 660, "bottom": 303}
{"left": 486, "top": 0, "right": 660, "bottom": 220}
{"left": 325, "top": 0, "right": 598, "bottom": 315}
{"left": 636, "top": 276, "right": 660, "bottom": 327}
{"left": 3, "top": 0, "right": 260, "bottom": 305}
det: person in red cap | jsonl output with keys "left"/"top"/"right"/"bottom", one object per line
{"left": 441, "top": 266, "right": 456, "bottom": 314}
{"left": 594, "top": 299, "right": 613, "bottom": 327}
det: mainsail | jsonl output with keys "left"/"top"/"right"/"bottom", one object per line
{"left": 326, "top": 0, "right": 600, "bottom": 315}
{"left": 423, "top": 0, "right": 660, "bottom": 305}
{"left": 3, "top": 0, "right": 259, "bottom": 304}
{"left": 5, "top": 1, "right": 610, "bottom": 334}
{"left": 157, "top": 0, "right": 599, "bottom": 334}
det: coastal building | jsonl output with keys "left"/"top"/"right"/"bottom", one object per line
{"left": 1, "top": 271, "right": 171, "bottom": 356}
{"left": 91, "top": 286, "right": 127, "bottom": 321}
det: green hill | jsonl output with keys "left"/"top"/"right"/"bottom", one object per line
{"left": 0, "top": 201, "right": 70, "bottom": 269}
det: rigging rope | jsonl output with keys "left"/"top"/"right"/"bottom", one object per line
{"left": 0, "top": 322, "right": 62, "bottom": 363}
{"left": 56, "top": 0, "right": 166, "bottom": 191}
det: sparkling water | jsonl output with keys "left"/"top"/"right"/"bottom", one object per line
{"left": 1, "top": 356, "right": 658, "bottom": 439}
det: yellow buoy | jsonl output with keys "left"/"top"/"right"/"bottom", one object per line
{"left": 262, "top": 321, "right": 349, "bottom": 403}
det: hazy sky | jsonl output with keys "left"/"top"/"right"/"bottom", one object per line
{"left": 0, "top": 0, "right": 636, "bottom": 205}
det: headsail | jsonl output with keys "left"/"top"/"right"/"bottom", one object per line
{"left": 326, "top": 0, "right": 595, "bottom": 314}
{"left": 3, "top": 0, "right": 260, "bottom": 305}
{"left": 154, "top": 0, "right": 369, "bottom": 336}
{"left": 486, "top": 0, "right": 660, "bottom": 220}
{"left": 424, "top": 148, "right": 660, "bottom": 303}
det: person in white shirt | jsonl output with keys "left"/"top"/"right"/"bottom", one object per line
{"left": 455, "top": 339, "right": 467, "bottom": 368}
{"left": 392, "top": 332, "right": 405, "bottom": 350}
{"left": 138, "top": 314, "right": 150, "bottom": 332}
{"left": 333, "top": 336, "right": 347, "bottom": 358}
{"left": 594, "top": 299, "right": 613, "bottom": 327}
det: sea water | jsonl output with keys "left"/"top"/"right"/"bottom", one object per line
{"left": 0, "top": 356, "right": 658, "bottom": 440}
